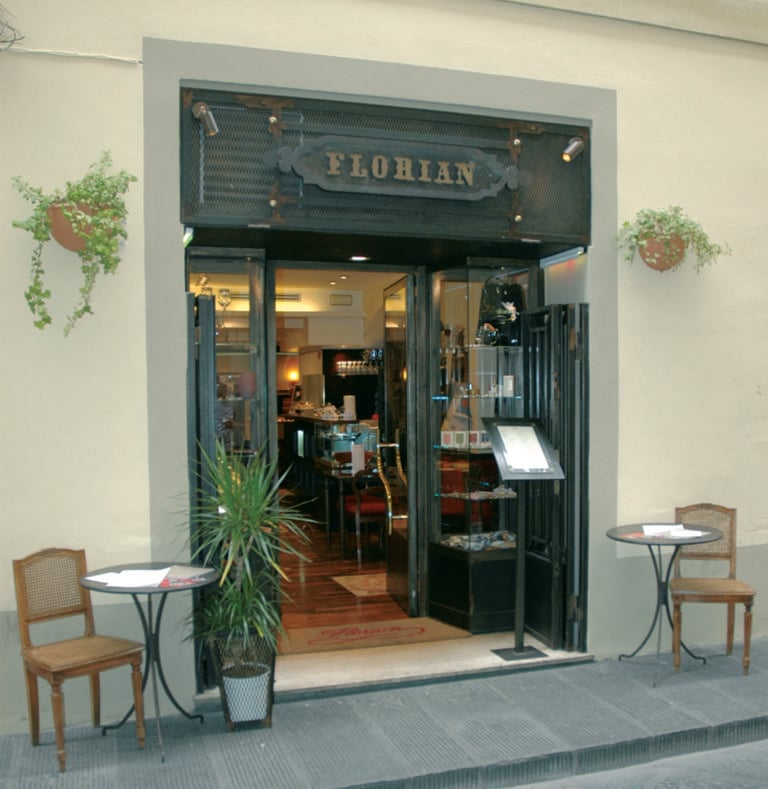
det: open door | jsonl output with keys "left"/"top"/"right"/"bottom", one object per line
{"left": 382, "top": 277, "right": 415, "bottom": 614}
{"left": 186, "top": 250, "right": 268, "bottom": 690}
{"left": 521, "top": 304, "right": 589, "bottom": 651}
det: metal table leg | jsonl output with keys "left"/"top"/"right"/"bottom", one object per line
{"left": 102, "top": 592, "right": 203, "bottom": 761}
{"left": 619, "top": 544, "right": 706, "bottom": 683}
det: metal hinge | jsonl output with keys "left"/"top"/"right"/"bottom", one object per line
{"left": 567, "top": 594, "right": 582, "bottom": 623}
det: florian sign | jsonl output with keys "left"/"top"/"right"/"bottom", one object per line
{"left": 183, "top": 89, "right": 590, "bottom": 243}
{"left": 272, "top": 135, "right": 518, "bottom": 202}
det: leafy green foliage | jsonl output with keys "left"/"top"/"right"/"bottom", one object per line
{"left": 618, "top": 205, "right": 731, "bottom": 271}
{"left": 189, "top": 442, "right": 311, "bottom": 654}
{"left": 11, "top": 151, "right": 137, "bottom": 334}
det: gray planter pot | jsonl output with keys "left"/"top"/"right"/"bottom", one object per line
{"left": 222, "top": 663, "right": 270, "bottom": 722}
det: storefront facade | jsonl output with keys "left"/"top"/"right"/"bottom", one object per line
{"left": 147, "top": 39, "right": 615, "bottom": 656}
{"left": 4, "top": 2, "right": 768, "bottom": 734}
{"left": 179, "top": 84, "right": 593, "bottom": 654}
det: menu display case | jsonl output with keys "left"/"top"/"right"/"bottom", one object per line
{"left": 428, "top": 266, "right": 528, "bottom": 633}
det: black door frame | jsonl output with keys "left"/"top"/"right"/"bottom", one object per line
{"left": 186, "top": 244, "right": 586, "bottom": 658}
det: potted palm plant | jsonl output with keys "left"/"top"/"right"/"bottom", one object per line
{"left": 11, "top": 151, "right": 137, "bottom": 335}
{"left": 189, "top": 441, "right": 310, "bottom": 729}
{"left": 618, "top": 205, "right": 731, "bottom": 272}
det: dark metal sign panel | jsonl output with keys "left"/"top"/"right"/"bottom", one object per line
{"left": 181, "top": 89, "right": 591, "bottom": 251}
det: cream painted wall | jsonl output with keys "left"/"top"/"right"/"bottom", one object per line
{"left": 2, "top": 0, "right": 767, "bottom": 734}
{"left": 1, "top": 38, "right": 149, "bottom": 582}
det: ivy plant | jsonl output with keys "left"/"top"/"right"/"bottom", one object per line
{"left": 12, "top": 151, "right": 137, "bottom": 335}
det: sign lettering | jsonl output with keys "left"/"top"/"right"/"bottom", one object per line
{"left": 272, "top": 135, "right": 517, "bottom": 202}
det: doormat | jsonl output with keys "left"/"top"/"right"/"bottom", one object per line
{"left": 280, "top": 617, "right": 470, "bottom": 655}
{"left": 331, "top": 573, "right": 387, "bottom": 597}
{"left": 492, "top": 646, "right": 547, "bottom": 662}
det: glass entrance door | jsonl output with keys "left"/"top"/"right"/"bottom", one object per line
{"left": 382, "top": 277, "right": 415, "bottom": 614}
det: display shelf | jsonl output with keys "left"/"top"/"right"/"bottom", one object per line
{"left": 428, "top": 541, "right": 517, "bottom": 633}
{"left": 428, "top": 266, "right": 528, "bottom": 633}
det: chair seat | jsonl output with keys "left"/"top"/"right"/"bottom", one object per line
{"left": 670, "top": 577, "right": 755, "bottom": 599}
{"left": 25, "top": 635, "right": 144, "bottom": 675}
{"left": 344, "top": 494, "right": 387, "bottom": 517}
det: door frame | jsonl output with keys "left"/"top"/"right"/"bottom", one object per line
{"left": 186, "top": 247, "right": 586, "bottom": 650}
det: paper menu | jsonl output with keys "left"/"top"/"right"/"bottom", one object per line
{"left": 86, "top": 568, "right": 171, "bottom": 587}
{"left": 642, "top": 524, "right": 704, "bottom": 538}
{"left": 167, "top": 564, "right": 207, "bottom": 580}
{"left": 498, "top": 424, "right": 549, "bottom": 471}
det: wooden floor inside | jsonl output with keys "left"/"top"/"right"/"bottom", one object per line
{"left": 209, "top": 494, "right": 591, "bottom": 696}
{"left": 280, "top": 506, "right": 407, "bottom": 630}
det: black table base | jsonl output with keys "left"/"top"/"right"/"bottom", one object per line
{"left": 606, "top": 523, "right": 722, "bottom": 687}
{"left": 618, "top": 543, "right": 707, "bottom": 678}
{"left": 102, "top": 593, "right": 203, "bottom": 761}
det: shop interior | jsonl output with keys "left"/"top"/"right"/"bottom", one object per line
{"left": 191, "top": 264, "right": 411, "bottom": 634}
{"left": 187, "top": 252, "right": 584, "bottom": 657}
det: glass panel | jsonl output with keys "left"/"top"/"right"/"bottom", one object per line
{"left": 384, "top": 278, "right": 411, "bottom": 613}
{"left": 187, "top": 272, "right": 257, "bottom": 451}
{"left": 432, "top": 267, "right": 527, "bottom": 549}
{"left": 427, "top": 264, "right": 530, "bottom": 632}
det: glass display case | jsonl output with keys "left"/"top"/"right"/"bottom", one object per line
{"left": 312, "top": 419, "right": 378, "bottom": 473}
{"left": 428, "top": 265, "right": 529, "bottom": 633}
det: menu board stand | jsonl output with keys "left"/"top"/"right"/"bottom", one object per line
{"left": 484, "top": 419, "right": 565, "bottom": 652}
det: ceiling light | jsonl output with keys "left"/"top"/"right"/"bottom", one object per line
{"left": 328, "top": 280, "right": 337, "bottom": 286}
{"left": 561, "top": 137, "right": 585, "bottom": 163}
{"left": 349, "top": 255, "right": 369, "bottom": 262}
{"left": 192, "top": 102, "right": 220, "bottom": 137}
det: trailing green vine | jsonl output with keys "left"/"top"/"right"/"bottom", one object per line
{"left": 12, "top": 152, "right": 137, "bottom": 335}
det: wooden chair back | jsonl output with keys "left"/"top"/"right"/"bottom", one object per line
{"left": 672, "top": 503, "right": 737, "bottom": 579}
{"left": 14, "top": 547, "right": 95, "bottom": 649}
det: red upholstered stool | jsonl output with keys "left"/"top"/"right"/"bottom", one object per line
{"left": 343, "top": 476, "right": 388, "bottom": 563}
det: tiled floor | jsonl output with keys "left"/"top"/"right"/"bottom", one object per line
{"left": 9, "top": 639, "right": 766, "bottom": 788}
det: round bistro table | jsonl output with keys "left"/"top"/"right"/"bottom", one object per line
{"left": 606, "top": 524, "right": 722, "bottom": 677}
{"left": 81, "top": 562, "right": 219, "bottom": 761}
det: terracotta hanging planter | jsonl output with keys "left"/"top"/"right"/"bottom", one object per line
{"left": 12, "top": 151, "right": 137, "bottom": 335}
{"left": 46, "top": 203, "right": 94, "bottom": 252}
{"left": 638, "top": 234, "right": 686, "bottom": 272}
{"left": 619, "top": 206, "right": 731, "bottom": 275}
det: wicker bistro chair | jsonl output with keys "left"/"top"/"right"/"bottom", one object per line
{"left": 13, "top": 548, "right": 146, "bottom": 772}
{"left": 670, "top": 504, "right": 756, "bottom": 674}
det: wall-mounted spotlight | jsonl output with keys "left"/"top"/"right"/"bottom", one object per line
{"left": 561, "top": 137, "right": 585, "bottom": 163}
{"left": 192, "top": 102, "right": 219, "bottom": 137}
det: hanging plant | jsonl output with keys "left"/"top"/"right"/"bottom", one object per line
{"left": 618, "top": 205, "right": 731, "bottom": 273}
{"left": 12, "top": 151, "right": 138, "bottom": 335}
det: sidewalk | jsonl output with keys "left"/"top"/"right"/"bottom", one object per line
{"left": 2, "top": 637, "right": 768, "bottom": 788}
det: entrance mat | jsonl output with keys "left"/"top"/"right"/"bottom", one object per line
{"left": 331, "top": 573, "right": 387, "bottom": 597}
{"left": 492, "top": 646, "right": 547, "bottom": 662}
{"left": 280, "top": 617, "right": 470, "bottom": 655}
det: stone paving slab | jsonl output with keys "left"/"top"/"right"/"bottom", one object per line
{"left": 1, "top": 639, "right": 767, "bottom": 788}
